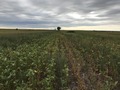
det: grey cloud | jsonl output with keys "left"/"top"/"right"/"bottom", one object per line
{"left": 0, "top": 0, "right": 120, "bottom": 28}
{"left": 91, "top": 0, "right": 120, "bottom": 9}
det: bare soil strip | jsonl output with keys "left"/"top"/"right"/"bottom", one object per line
{"left": 59, "top": 34, "right": 86, "bottom": 90}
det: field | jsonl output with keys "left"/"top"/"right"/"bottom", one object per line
{"left": 0, "top": 29, "right": 120, "bottom": 90}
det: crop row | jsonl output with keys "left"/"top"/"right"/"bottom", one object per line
{"left": 64, "top": 32, "right": 120, "bottom": 89}
{"left": 0, "top": 32, "right": 69, "bottom": 90}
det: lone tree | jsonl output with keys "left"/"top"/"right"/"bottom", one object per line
{"left": 57, "top": 27, "right": 61, "bottom": 31}
{"left": 16, "top": 28, "right": 18, "bottom": 30}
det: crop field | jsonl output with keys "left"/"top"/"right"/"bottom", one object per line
{"left": 0, "top": 30, "right": 120, "bottom": 90}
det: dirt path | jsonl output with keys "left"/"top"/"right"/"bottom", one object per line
{"left": 58, "top": 34, "right": 86, "bottom": 90}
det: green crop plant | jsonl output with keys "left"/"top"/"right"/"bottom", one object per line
{"left": 0, "top": 30, "right": 120, "bottom": 90}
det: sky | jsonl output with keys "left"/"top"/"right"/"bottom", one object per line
{"left": 0, "top": 0, "right": 120, "bottom": 30}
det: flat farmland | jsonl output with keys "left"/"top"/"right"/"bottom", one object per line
{"left": 0, "top": 30, "right": 120, "bottom": 90}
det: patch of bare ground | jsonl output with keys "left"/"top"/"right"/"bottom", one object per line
{"left": 59, "top": 35, "right": 86, "bottom": 90}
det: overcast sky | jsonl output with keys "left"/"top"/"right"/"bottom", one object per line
{"left": 0, "top": 0, "right": 120, "bottom": 30}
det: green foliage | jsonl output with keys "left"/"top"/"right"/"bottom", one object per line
{"left": 0, "top": 30, "right": 120, "bottom": 90}
{"left": 64, "top": 31, "right": 120, "bottom": 89}
{"left": 0, "top": 31, "right": 69, "bottom": 90}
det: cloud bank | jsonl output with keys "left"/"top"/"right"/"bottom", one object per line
{"left": 0, "top": 0, "right": 120, "bottom": 29}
